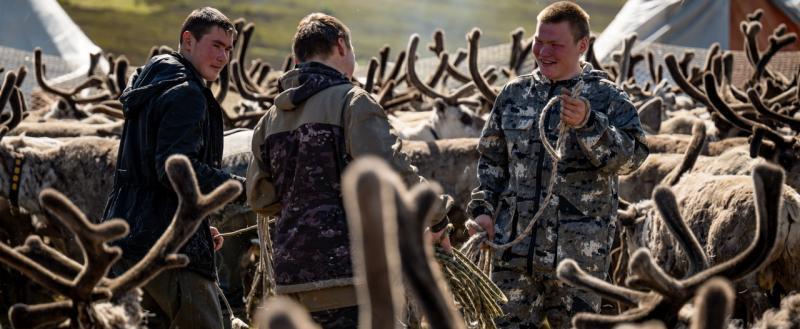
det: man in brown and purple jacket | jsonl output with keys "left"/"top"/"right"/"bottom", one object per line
{"left": 245, "top": 13, "right": 449, "bottom": 328}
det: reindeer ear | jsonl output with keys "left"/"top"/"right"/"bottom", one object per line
{"left": 637, "top": 96, "right": 663, "bottom": 134}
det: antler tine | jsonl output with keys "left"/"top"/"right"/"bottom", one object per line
{"left": 256, "top": 63, "right": 272, "bottom": 87}
{"left": 40, "top": 189, "right": 128, "bottom": 300}
{"left": 748, "top": 88, "right": 800, "bottom": 131}
{"left": 107, "top": 155, "right": 241, "bottom": 297}
{"left": 255, "top": 296, "right": 322, "bottom": 329}
{"left": 9, "top": 300, "right": 73, "bottom": 329}
{"left": 722, "top": 52, "right": 734, "bottom": 85}
{"left": 509, "top": 27, "right": 524, "bottom": 70}
{"left": 365, "top": 57, "right": 379, "bottom": 93}
{"left": 646, "top": 51, "right": 659, "bottom": 84}
{"left": 282, "top": 54, "right": 294, "bottom": 72}
{"left": 617, "top": 34, "right": 637, "bottom": 85}
{"left": 377, "top": 79, "right": 396, "bottom": 106}
{"left": 516, "top": 37, "right": 533, "bottom": 73}
{"left": 468, "top": 28, "right": 498, "bottom": 103}
{"left": 248, "top": 59, "right": 263, "bottom": 78}
{"left": 625, "top": 248, "right": 685, "bottom": 301}
{"left": 689, "top": 278, "right": 735, "bottom": 329}
{"left": 703, "top": 72, "right": 755, "bottom": 131}
{"left": 678, "top": 51, "right": 695, "bottom": 79}
{"left": 114, "top": 56, "right": 129, "bottom": 96}
{"left": 428, "top": 29, "right": 445, "bottom": 56}
{"left": 652, "top": 186, "right": 709, "bottom": 276}
{"left": 387, "top": 50, "right": 406, "bottom": 82}
{"left": 0, "top": 71, "right": 16, "bottom": 113}
{"left": 683, "top": 163, "right": 783, "bottom": 290}
{"left": 750, "top": 32, "right": 797, "bottom": 84}
{"left": 342, "top": 157, "right": 404, "bottom": 329}
{"left": 215, "top": 63, "right": 230, "bottom": 104}
{"left": 15, "top": 65, "right": 27, "bottom": 88}
{"left": 406, "top": 34, "right": 452, "bottom": 102}
{"left": 0, "top": 239, "right": 79, "bottom": 300}
{"left": 34, "top": 48, "right": 75, "bottom": 99}
{"left": 378, "top": 45, "right": 390, "bottom": 84}
{"left": 662, "top": 122, "right": 706, "bottom": 187}
{"left": 88, "top": 51, "right": 102, "bottom": 77}
{"left": 444, "top": 48, "right": 471, "bottom": 83}
{"left": 571, "top": 305, "right": 660, "bottom": 329}
{"left": 702, "top": 43, "right": 720, "bottom": 73}
{"left": 236, "top": 22, "right": 264, "bottom": 95}
{"left": 664, "top": 54, "right": 710, "bottom": 107}
{"left": 742, "top": 21, "right": 763, "bottom": 67}
{"left": 747, "top": 8, "right": 764, "bottom": 22}
{"left": 15, "top": 235, "right": 82, "bottom": 279}
{"left": 586, "top": 35, "right": 603, "bottom": 74}
{"left": 557, "top": 259, "right": 648, "bottom": 306}
{"left": 426, "top": 52, "right": 449, "bottom": 88}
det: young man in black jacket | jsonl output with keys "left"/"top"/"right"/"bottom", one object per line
{"left": 103, "top": 7, "right": 244, "bottom": 329}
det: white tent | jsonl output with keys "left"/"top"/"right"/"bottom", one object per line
{"left": 0, "top": 0, "right": 108, "bottom": 85}
{"left": 594, "top": 0, "right": 800, "bottom": 62}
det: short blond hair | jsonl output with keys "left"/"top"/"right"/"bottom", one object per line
{"left": 537, "top": 1, "right": 590, "bottom": 43}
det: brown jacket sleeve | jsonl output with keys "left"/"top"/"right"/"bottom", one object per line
{"left": 246, "top": 113, "right": 281, "bottom": 216}
{"left": 344, "top": 90, "right": 425, "bottom": 187}
{"left": 344, "top": 89, "right": 451, "bottom": 225}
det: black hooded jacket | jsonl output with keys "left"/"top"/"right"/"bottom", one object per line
{"left": 103, "top": 52, "right": 238, "bottom": 279}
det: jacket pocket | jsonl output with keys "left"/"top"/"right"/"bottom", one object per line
{"left": 556, "top": 215, "right": 614, "bottom": 277}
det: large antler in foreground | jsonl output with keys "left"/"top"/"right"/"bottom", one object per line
{"left": 1, "top": 155, "right": 241, "bottom": 328}
{"left": 558, "top": 163, "right": 783, "bottom": 328}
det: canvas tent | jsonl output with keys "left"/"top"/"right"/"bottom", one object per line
{"left": 594, "top": 0, "right": 800, "bottom": 62}
{"left": 0, "top": 0, "right": 108, "bottom": 95}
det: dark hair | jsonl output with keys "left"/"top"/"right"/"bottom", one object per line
{"left": 179, "top": 7, "right": 235, "bottom": 45}
{"left": 292, "top": 13, "right": 351, "bottom": 62}
{"left": 537, "top": 1, "right": 590, "bottom": 43}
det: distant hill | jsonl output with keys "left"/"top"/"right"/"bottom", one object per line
{"left": 59, "top": 0, "right": 624, "bottom": 67}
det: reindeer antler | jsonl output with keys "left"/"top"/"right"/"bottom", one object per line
{"left": 559, "top": 163, "right": 783, "bottom": 328}
{"left": 468, "top": 29, "right": 498, "bottom": 103}
{"left": 108, "top": 155, "right": 241, "bottom": 296}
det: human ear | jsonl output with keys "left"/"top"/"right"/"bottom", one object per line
{"left": 181, "top": 31, "right": 194, "bottom": 51}
{"left": 337, "top": 37, "right": 348, "bottom": 56}
{"left": 578, "top": 36, "right": 589, "bottom": 54}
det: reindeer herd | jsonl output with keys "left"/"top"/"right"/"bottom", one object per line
{"left": 0, "top": 7, "right": 799, "bottom": 328}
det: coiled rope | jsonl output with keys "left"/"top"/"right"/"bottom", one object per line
{"left": 461, "top": 80, "right": 585, "bottom": 275}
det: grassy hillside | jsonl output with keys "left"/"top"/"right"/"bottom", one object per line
{"left": 59, "top": 0, "right": 626, "bottom": 67}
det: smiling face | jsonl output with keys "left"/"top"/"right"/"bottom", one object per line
{"left": 181, "top": 26, "right": 234, "bottom": 81}
{"left": 533, "top": 21, "right": 588, "bottom": 81}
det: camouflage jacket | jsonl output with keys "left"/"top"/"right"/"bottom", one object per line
{"left": 467, "top": 64, "right": 648, "bottom": 276}
{"left": 246, "top": 62, "right": 425, "bottom": 293}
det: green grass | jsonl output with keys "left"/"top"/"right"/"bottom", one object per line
{"left": 59, "top": 0, "right": 626, "bottom": 67}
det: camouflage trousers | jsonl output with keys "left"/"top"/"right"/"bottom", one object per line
{"left": 493, "top": 267, "right": 601, "bottom": 329}
{"left": 491, "top": 217, "right": 615, "bottom": 329}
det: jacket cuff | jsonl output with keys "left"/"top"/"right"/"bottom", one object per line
{"left": 468, "top": 203, "right": 494, "bottom": 220}
{"left": 573, "top": 97, "right": 593, "bottom": 129}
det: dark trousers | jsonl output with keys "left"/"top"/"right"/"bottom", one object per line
{"left": 115, "top": 259, "right": 224, "bottom": 329}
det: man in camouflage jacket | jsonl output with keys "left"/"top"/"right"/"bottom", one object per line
{"left": 246, "top": 13, "right": 450, "bottom": 329}
{"left": 467, "top": 2, "right": 649, "bottom": 328}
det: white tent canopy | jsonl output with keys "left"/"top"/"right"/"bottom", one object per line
{"left": 0, "top": 0, "right": 108, "bottom": 81}
{"left": 594, "top": 0, "right": 800, "bottom": 62}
